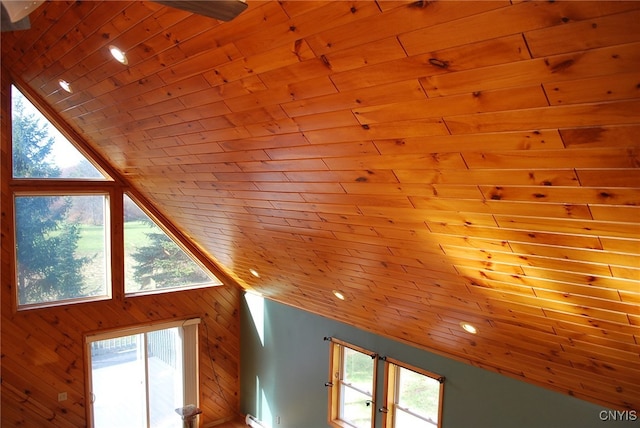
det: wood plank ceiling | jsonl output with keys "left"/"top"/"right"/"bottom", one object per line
{"left": 2, "top": 0, "right": 639, "bottom": 411}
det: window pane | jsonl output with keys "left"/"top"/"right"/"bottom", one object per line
{"left": 341, "top": 386, "right": 373, "bottom": 428}
{"left": 395, "top": 407, "right": 437, "bottom": 428}
{"left": 11, "top": 85, "right": 106, "bottom": 180}
{"left": 124, "top": 194, "right": 221, "bottom": 294}
{"left": 343, "top": 347, "right": 374, "bottom": 393}
{"left": 148, "top": 328, "right": 183, "bottom": 428}
{"left": 91, "top": 334, "right": 146, "bottom": 428}
{"left": 340, "top": 347, "right": 374, "bottom": 427}
{"left": 397, "top": 367, "right": 440, "bottom": 424}
{"left": 15, "top": 195, "right": 109, "bottom": 306}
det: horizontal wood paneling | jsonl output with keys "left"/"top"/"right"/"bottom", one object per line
{"left": 2, "top": 0, "right": 639, "bottom": 416}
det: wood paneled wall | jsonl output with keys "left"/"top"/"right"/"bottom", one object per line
{"left": 0, "top": 70, "right": 241, "bottom": 427}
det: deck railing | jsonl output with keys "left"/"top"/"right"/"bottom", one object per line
{"left": 91, "top": 329, "right": 178, "bottom": 369}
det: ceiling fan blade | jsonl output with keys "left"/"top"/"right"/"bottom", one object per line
{"left": 1, "top": 0, "right": 43, "bottom": 31}
{"left": 1, "top": 0, "right": 43, "bottom": 22}
{"left": 1, "top": 15, "right": 30, "bottom": 32}
{"left": 1, "top": 6, "right": 27, "bottom": 32}
{"left": 154, "top": 0, "right": 248, "bottom": 22}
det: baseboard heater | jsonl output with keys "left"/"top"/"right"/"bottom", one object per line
{"left": 245, "top": 414, "right": 266, "bottom": 428}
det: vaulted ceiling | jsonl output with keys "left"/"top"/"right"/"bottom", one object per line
{"left": 2, "top": 0, "right": 639, "bottom": 411}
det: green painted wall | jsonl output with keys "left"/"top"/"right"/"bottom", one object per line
{"left": 240, "top": 294, "right": 636, "bottom": 428}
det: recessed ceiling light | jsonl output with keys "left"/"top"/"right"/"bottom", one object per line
{"left": 58, "top": 79, "right": 72, "bottom": 93}
{"left": 460, "top": 322, "right": 478, "bottom": 334}
{"left": 332, "top": 290, "right": 345, "bottom": 300}
{"left": 249, "top": 269, "right": 260, "bottom": 278}
{"left": 109, "top": 45, "right": 128, "bottom": 65}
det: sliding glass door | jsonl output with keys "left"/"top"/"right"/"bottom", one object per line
{"left": 91, "top": 333, "right": 147, "bottom": 427}
{"left": 87, "top": 320, "right": 199, "bottom": 428}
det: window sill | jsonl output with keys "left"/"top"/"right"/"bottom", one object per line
{"left": 17, "top": 294, "right": 112, "bottom": 311}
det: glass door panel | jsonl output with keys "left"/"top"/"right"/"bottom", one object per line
{"left": 148, "top": 328, "right": 183, "bottom": 428}
{"left": 91, "top": 334, "right": 146, "bottom": 428}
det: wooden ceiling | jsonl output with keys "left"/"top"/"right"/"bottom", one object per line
{"left": 2, "top": 0, "right": 639, "bottom": 411}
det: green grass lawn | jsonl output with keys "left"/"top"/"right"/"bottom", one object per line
{"left": 75, "top": 220, "right": 211, "bottom": 294}
{"left": 77, "top": 224, "right": 106, "bottom": 253}
{"left": 76, "top": 221, "right": 153, "bottom": 255}
{"left": 76, "top": 221, "right": 155, "bottom": 294}
{"left": 122, "top": 221, "right": 154, "bottom": 251}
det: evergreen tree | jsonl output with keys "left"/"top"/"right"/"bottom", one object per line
{"left": 12, "top": 93, "right": 90, "bottom": 304}
{"left": 12, "top": 96, "right": 60, "bottom": 178}
{"left": 131, "top": 220, "right": 210, "bottom": 289}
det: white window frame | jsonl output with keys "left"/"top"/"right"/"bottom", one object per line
{"left": 85, "top": 318, "right": 200, "bottom": 428}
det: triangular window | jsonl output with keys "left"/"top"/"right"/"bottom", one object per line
{"left": 124, "top": 194, "right": 222, "bottom": 294}
{"left": 11, "top": 85, "right": 108, "bottom": 180}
